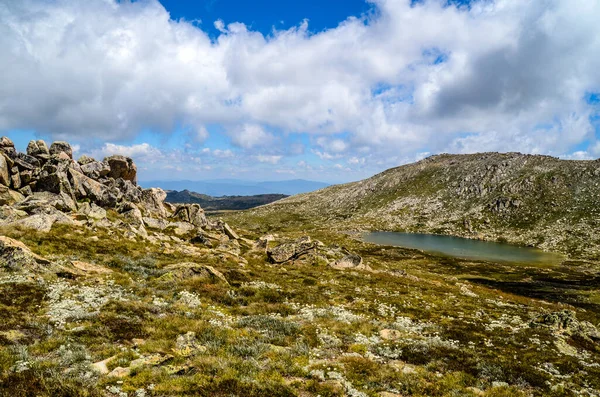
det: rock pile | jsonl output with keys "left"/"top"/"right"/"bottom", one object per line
{"left": 0, "top": 137, "right": 235, "bottom": 245}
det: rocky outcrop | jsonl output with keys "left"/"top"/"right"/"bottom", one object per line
{"left": 267, "top": 236, "right": 317, "bottom": 264}
{"left": 0, "top": 137, "right": 239, "bottom": 256}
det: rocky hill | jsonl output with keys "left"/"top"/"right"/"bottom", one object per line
{"left": 166, "top": 190, "right": 288, "bottom": 212}
{"left": 244, "top": 152, "right": 600, "bottom": 259}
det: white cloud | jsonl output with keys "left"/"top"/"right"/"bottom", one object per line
{"left": 1, "top": 0, "right": 599, "bottom": 170}
{"left": 87, "top": 142, "right": 162, "bottom": 161}
{"left": 255, "top": 154, "right": 282, "bottom": 164}
{"left": 229, "top": 124, "right": 275, "bottom": 149}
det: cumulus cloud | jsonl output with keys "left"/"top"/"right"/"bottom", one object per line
{"left": 1, "top": 0, "right": 599, "bottom": 176}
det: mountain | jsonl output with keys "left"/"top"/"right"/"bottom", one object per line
{"left": 238, "top": 152, "right": 600, "bottom": 259}
{"left": 140, "top": 179, "right": 329, "bottom": 196}
{"left": 165, "top": 190, "right": 288, "bottom": 211}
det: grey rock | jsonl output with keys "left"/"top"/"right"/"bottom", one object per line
{"left": 77, "top": 155, "right": 96, "bottom": 165}
{"left": 160, "top": 263, "right": 229, "bottom": 285}
{"left": 140, "top": 188, "right": 167, "bottom": 217}
{"left": 80, "top": 160, "right": 110, "bottom": 179}
{"left": 267, "top": 236, "right": 316, "bottom": 264}
{"left": 36, "top": 171, "right": 74, "bottom": 199}
{"left": 0, "top": 136, "right": 16, "bottom": 158}
{"left": 0, "top": 236, "right": 51, "bottom": 271}
{"left": 27, "top": 140, "right": 50, "bottom": 158}
{"left": 49, "top": 141, "right": 73, "bottom": 159}
{"left": 0, "top": 185, "right": 25, "bottom": 206}
{"left": 0, "top": 154, "right": 9, "bottom": 186}
{"left": 16, "top": 192, "right": 77, "bottom": 213}
{"left": 329, "top": 254, "right": 369, "bottom": 271}
{"left": 10, "top": 170, "right": 21, "bottom": 190}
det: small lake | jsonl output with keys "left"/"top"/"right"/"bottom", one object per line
{"left": 362, "top": 231, "right": 564, "bottom": 264}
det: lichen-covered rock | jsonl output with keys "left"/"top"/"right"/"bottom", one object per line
{"left": 532, "top": 310, "right": 600, "bottom": 341}
{"left": 105, "top": 155, "right": 137, "bottom": 183}
{"left": 0, "top": 235, "right": 51, "bottom": 271}
{"left": 329, "top": 254, "right": 370, "bottom": 271}
{"left": 27, "top": 140, "right": 50, "bottom": 158}
{"left": 160, "top": 263, "right": 229, "bottom": 285}
{"left": 80, "top": 160, "right": 110, "bottom": 180}
{"left": 139, "top": 187, "right": 167, "bottom": 217}
{"left": 77, "top": 155, "right": 95, "bottom": 166}
{"left": 267, "top": 236, "right": 316, "bottom": 264}
{"left": 16, "top": 191, "right": 77, "bottom": 213}
{"left": 77, "top": 202, "right": 107, "bottom": 220}
{"left": 49, "top": 141, "right": 73, "bottom": 159}
{"left": 0, "top": 185, "right": 25, "bottom": 206}
{"left": 0, "top": 136, "right": 16, "bottom": 158}
{"left": 0, "top": 154, "right": 10, "bottom": 187}
{"left": 36, "top": 171, "right": 74, "bottom": 198}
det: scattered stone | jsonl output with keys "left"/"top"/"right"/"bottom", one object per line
{"left": 174, "top": 332, "right": 206, "bottom": 357}
{"left": 0, "top": 185, "right": 24, "bottom": 205}
{"left": 107, "top": 366, "right": 131, "bottom": 378}
{"left": 71, "top": 260, "right": 112, "bottom": 275}
{"left": 91, "top": 355, "right": 117, "bottom": 375}
{"left": 379, "top": 329, "right": 402, "bottom": 341}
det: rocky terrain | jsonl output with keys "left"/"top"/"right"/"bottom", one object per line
{"left": 1, "top": 139, "right": 599, "bottom": 396}
{"left": 166, "top": 190, "right": 288, "bottom": 212}
{"left": 239, "top": 153, "right": 600, "bottom": 259}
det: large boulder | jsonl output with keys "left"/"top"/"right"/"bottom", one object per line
{"left": 14, "top": 153, "right": 40, "bottom": 170}
{"left": 0, "top": 137, "right": 16, "bottom": 158}
{"left": 35, "top": 171, "right": 74, "bottom": 199}
{"left": 171, "top": 204, "right": 207, "bottom": 228}
{"left": 105, "top": 155, "right": 137, "bottom": 183}
{"left": 0, "top": 185, "right": 25, "bottom": 206}
{"left": 140, "top": 188, "right": 167, "bottom": 217}
{"left": 0, "top": 236, "right": 51, "bottom": 271}
{"left": 0, "top": 154, "right": 9, "bottom": 186}
{"left": 27, "top": 140, "right": 50, "bottom": 158}
{"left": 80, "top": 160, "right": 110, "bottom": 180}
{"left": 49, "top": 141, "right": 73, "bottom": 159}
{"left": 267, "top": 236, "right": 316, "bottom": 264}
{"left": 16, "top": 192, "right": 77, "bottom": 213}
{"left": 68, "top": 168, "right": 109, "bottom": 203}
{"left": 329, "top": 254, "right": 370, "bottom": 271}
{"left": 159, "top": 263, "right": 229, "bottom": 285}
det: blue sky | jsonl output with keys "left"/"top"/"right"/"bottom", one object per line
{"left": 1, "top": 0, "right": 600, "bottom": 183}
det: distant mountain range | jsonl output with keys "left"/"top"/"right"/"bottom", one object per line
{"left": 140, "top": 179, "right": 330, "bottom": 196}
{"left": 165, "top": 190, "right": 288, "bottom": 212}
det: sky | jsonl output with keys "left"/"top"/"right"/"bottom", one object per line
{"left": 1, "top": 0, "right": 599, "bottom": 183}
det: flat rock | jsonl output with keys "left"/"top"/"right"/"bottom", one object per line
{"left": 0, "top": 235, "right": 51, "bottom": 271}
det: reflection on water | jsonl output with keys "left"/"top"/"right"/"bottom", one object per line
{"left": 362, "top": 232, "right": 563, "bottom": 264}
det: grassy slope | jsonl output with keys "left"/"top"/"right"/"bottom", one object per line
{"left": 2, "top": 217, "right": 599, "bottom": 396}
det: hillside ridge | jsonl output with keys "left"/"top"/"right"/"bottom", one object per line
{"left": 247, "top": 151, "right": 600, "bottom": 258}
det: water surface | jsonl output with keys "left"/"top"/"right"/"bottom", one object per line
{"left": 362, "top": 232, "right": 563, "bottom": 264}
